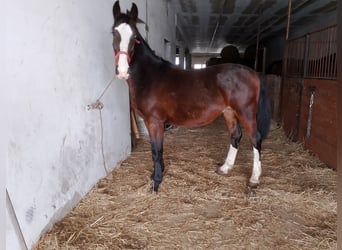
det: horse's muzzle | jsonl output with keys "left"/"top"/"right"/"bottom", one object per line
{"left": 117, "top": 71, "right": 129, "bottom": 80}
{"left": 116, "top": 66, "right": 130, "bottom": 80}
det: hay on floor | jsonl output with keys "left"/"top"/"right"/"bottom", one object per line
{"left": 33, "top": 117, "right": 337, "bottom": 249}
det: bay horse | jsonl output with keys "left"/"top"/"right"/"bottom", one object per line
{"left": 112, "top": 1, "right": 271, "bottom": 193}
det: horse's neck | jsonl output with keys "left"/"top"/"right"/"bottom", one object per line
{"left": 135, "top": 40, "right": 161, "bottom": 65}
{"left": 129, "top": 34, "right": 170, "bottom": 85}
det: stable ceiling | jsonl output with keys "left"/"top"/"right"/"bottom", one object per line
{"left": 172, "top": 0, "right": 336, "bottom": 54}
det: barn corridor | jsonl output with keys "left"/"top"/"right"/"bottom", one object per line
{"left": 33, "top": 117, "right": 336, "bottom": 249}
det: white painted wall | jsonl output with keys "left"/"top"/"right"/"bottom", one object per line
{"left": 5, "top": 0, "right": 177, "bottom": 249}
{"left": 146, "top": 0, "right": 176, "bottom": 62}
{"left": 5, "top": 0, "right": 132, "bottom": 248}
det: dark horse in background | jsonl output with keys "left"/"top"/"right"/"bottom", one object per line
{"left": 112, "top": 1, "right": 271, "bottom": 193}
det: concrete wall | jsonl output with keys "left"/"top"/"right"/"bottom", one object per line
{"left": 5, "top": 0, "right": 177, "bottom": 249}
{"left": 5, "top": 0, "right": 132, "bottom": 248}
{"left": 146, "top": 0, "right": 176, "bottom": 62}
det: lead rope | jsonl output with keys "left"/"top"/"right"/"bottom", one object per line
{"left": 87, "top": 75, "right": 116, "bottom": 175}
{"left": 306, "top": 86, "right": 316, "bottom": 138}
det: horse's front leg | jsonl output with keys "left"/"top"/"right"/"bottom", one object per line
{"left": 146, "top": 121, "right": 165, "bottom": 193}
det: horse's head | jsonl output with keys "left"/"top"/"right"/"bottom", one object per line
{"left": 112, "top": 1, "right": 142, "bottom": 80}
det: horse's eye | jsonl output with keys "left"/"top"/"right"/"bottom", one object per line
{"left": 112, "top": 29, "right": 119, "bottom": 37}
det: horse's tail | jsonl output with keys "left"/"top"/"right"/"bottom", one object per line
{"left": 257, "top": 75, "right": 271, "bottom": 140}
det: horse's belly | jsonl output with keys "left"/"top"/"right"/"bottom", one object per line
{"left": 168, "top": 108, "right": 222, "bottom": 127}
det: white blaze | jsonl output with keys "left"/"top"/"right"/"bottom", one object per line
{"left": 115, "top": 23, "right": 133, "bottom": 79}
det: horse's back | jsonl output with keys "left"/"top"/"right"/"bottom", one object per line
{"left": 175, "top": 63, "right": 260, "bottom": 92}
{"left": 209, "top": 63, "right": 261, "bottom": 99}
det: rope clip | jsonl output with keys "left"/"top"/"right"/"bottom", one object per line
{"left": 87, "top": 100, "right": 104, "bottom": 110}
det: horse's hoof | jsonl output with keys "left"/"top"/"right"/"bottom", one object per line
{"left": 248, "top": 181, "right": 259, "bottom": 189}
{"left": 149, "top": 181, "right": 159, "bottom": 193}
{"left": 215, "top": 168, "right": 229, "bottom": 176}
{"left": 246, "top": 187, "right": 257, "bottom": 198}
{"left": 149, "top": 187, "right": 157, "bottom": 194}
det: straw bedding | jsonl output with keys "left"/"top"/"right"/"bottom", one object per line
{"left": 33, "top": 117, "right": 336, "bottom": 249}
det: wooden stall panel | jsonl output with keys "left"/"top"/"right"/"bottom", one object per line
{"left": 281, "top": 35, "right": 306, "bottom": 141}
{"left": 298, "top": 79, "right": 337, "bottom": 169}
{"left": 264, "top": 74, "right": 281, "bottom": 123}
{"left": 281, "top": 25, "right": 337, "bottom": 169}
{"left": 281, "top": 77, "right": 303, "bottom": 141}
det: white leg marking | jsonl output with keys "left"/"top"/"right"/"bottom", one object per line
{"left": 219, "top": 144, "right": 238, "bottom": 174}
{"left": 115, "top": 23, "right": 133, "bottom": 79}
{"left": 249, "top": 147, "right": 262, "bottom": 185}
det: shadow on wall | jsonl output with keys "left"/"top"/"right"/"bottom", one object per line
{"left": 206, "top": 45, "right": 283, "bottom": 76}
{"left": 206, "top": 45, "right": 241, "bottom": 66}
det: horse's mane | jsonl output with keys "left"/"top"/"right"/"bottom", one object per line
{"left": 135, "top": 31, "right": 172, "bottom": 66}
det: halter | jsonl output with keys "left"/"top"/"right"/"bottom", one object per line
{"left": 115, "top": 51, "right": 132, "bottom": 64}
{"left": 114, "top": 38, "right": 141, "bottom": 65}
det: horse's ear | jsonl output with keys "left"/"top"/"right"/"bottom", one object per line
{"left": 113, "top": 1, "right": 121, "bottom": 21}
{"left": 136, "top": 17, "right": 145, "bottom": 24}
{"left": 129, "top": 3, "right": 138, "bottom": 22}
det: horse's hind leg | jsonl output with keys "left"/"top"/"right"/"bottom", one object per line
{"left": 217, "top": 109, "right": 242, "bottom": 175}
{"left": 238, "top": 115, "right": 262, "bottom": 188}
{"left": 249, "top": 130, "right": 262, "bottom": 188}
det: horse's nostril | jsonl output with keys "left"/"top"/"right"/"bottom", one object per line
{"left": 117, "top": 71, "right": 129, "bottom": 80}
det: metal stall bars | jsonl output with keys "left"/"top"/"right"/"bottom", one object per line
{"left": 306, "top": 25, "right": 337, "bottom": 80}
{"left": 304, "top": 25, "right": 337, "bottom": 138}
{"left": 282, "top": 25, "right": 337, "bottom": 169}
